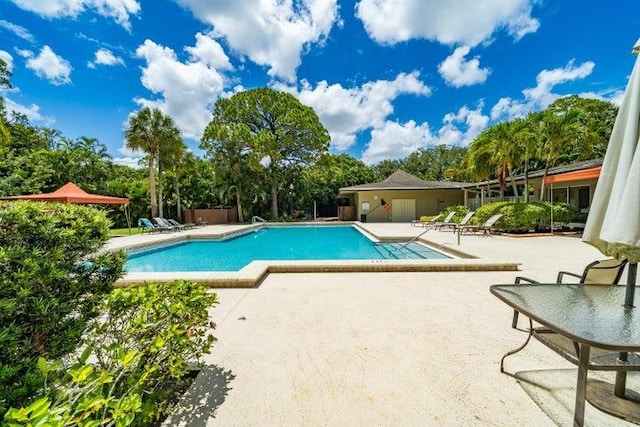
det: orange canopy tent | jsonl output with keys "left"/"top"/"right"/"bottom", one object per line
{"left": 0, "top": 182, "right": 131, "bottom": 230}
{"left": 0, "top": 182, "right": 129, "bottom": 205}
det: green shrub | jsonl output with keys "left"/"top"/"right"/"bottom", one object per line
{"left": 442, "top": 205, "right": 469, "bottom": 223}
{"left": 471, "top": 201, "right": 511, "bottom": 225}
{"left": 0, "top": 201, "right": 125, "bottom": 415}
{"left": 4, "top": 280, "right": 218, "bottom": 426}
{"left": 470, "top": 201, "right": 578, "bottom": 232}
{"left": 497, "top": 202, "right": 546, "bottom": 232}
{"left": 551, "top": 202, "right": 578, "bottom": 224}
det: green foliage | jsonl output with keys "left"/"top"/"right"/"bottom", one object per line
{"left": 125, "top": 107, "right": 184, "bottom": 218}
{"left": 471, "top": 201, "right": 577, "bottom": 232}
{"left": 457, "top": 95, "right": 617, "bottom": 189}
{"left": 0, "top": 201, "right": 125, "bottom": 415}
{"left": 201, "top": 87, "right": 330, "bottom": 220}
{"left": 551, "top": 202, "right": 578, "bottom": 224}
{"left": 441, "top": 205, "right": 469, "bottom": 223}
{"left": 471, "top": 201, "right": 511, "bottom": 225}
{"left": 300, "top": 153, "right": 376, "bottom": 214}
{"left": 402, "top": 146, "right": 468, "bottom": 181}
{"left": 4, "top": 280, "right": 218, "bottom": 426}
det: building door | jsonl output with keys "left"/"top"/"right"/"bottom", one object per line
{"left": 391, "top": 199, "right": 416, "bottom": 222}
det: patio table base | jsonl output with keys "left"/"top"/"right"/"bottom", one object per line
{"left": 587, "top": 379, "right": 640, "bottom": 424}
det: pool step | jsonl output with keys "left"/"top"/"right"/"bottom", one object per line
{"left": 375, "top": 242, "right": 425, "bottom": 259}
{"left": 375, "top": 242, "right": 451, "bottom": 260}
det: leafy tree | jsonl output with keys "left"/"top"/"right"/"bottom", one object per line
{"left": 535, "top": 108, "right": 581, "bottom": 200}
{"left": 370, "top": 158, "right": 404, "bottom": 181}
{"left": 547, "top": 95, "right": 617, "bottom": 162}
{"left": 201, "top": 120, "right": 256, "bottom": 222}
{"left": 202, "top": 87, "right": 330, "bottom": 220}
{"left": 301, "top": 153, "right": 376, "bottom": 216}
{"left": 0, "top": 57, "right": 12, "bottom": 90}
{"left": 403, "top": 145, "right": 468, "bottom": 181}
{"left": 510, "top": 117, "right": 537, "bottom": 202}
{"left": 172, "top": 153, "right": 220, "bottom": 210}
{"left": 125, "top": 108, "right": 182, "bottom": 218}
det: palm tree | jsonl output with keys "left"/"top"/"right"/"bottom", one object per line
{"left": 125, "top": 108, "right": 181, "bottom": 218}
{"left": 510, "top": 117, "right": 537, "bottom": 202}
{"left": 537, "top": 109, "right": 580, "bottom": 201}
{"left": 160, "top": 135, "right": 186, "bottom": 220}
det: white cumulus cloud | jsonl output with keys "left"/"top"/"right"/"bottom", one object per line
{"left": 276, "top": 71, "right": 431, "bottom": 151}
{"left": 438, "top": 46, "right": 490, "bottom": 87}
{"left": 355, "top": 0, "right": 539, "bottom": 46}
{"left": 88, "top": 48, "right": 125, "bottom": 68}
{"left": 361, "top": 120, "right": 434, "bottom": 165}
{"left": 438, "top": 103, "right": 489, "bottom": 146}
{"left": 174, "top": 0, "right": 339, "bottom": 81}
{"left": 22, "top": 45, "right": 72, "bottom": 85}
{"left": 3, "top": 96, "right": 53, "bottom": 125}
{"left": 0, "top": 19, "right": 35, "bottom": 42}
{"left": 185, "top": 32, "right": 233, "bottom": 70}
{"left": 9, "top": 0, "right": 140, "bottom": 30}
{"left": 360, "top": 103, "right": 489, "bottom": 165}
{"left": 133, "top": 35, "right": 229, "bottom": 140}
{"left": 113, "top": 143, "right": 144, "bottom": 168}
{"left": 491, "top": 60, "right": 595, "bottom": 120}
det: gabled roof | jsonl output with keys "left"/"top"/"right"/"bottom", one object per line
{"left": 339, "top": 170, "right": 469, "bottom": 193}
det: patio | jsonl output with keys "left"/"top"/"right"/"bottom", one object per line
{"left": 155, "top": 223, "right": 640, "bottom": 426}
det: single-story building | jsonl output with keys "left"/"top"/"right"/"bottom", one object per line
{"left": 338, "top": 170, "right": 468, "bottom": 222}
{"left": 463, "top": 158, "right": 603, "bottom": 216}
{"left": 338, "top": 158, "right": 603, "bottom": 223}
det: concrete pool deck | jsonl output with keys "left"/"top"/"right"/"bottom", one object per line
{"left": 109, "top": 222, "right": 640, "bottom": 426}
{"left": 108, "top": 222, "right": 520, "bottom": 287}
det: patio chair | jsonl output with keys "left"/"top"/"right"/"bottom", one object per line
{"left": 502, "top": 258, "right": 629, "bottom": 372}
{"left": 511, "top": 258, "right": 629, "bottom": 328}
{"left": 152, "top": 217, "right": 176, "bottom": 232}
{"left": 433, "top": 211, "right": 457, "bottom": 230}
{"left": 138, "top": 218, "right": 158, "bottom": 233}
{"left": 411, "top": 213, "right": 442, "bottom": 227}
{"left": 458, "top": 213, "right": 503, "bottom": 236}
{"left": 440, "top": 211, "right": 475, "bottom": 232}
{"left": 167, "top": 218, "right": 195, "bottom": 230}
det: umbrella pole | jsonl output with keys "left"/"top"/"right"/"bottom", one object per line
{"left": 624, "top": 262, "right": 637, "bottom": 308}
{"left": 613, "top": 262, "right": 637, "bottom": 398}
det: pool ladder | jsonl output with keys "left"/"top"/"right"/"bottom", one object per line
{"left": 252, "top": 216, "right": 266, "bottom": 224}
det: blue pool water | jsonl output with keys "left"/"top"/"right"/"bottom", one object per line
{"left": 125, "top": 226, "right": 449, "bottom": 272}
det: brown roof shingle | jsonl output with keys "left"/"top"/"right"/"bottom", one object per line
{"left": 339, "top": 170, "right": 469, "bottom": 192}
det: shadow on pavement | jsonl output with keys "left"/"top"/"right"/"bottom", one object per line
{"left": 165, "top": 364, "right": 235, "bottom": 426}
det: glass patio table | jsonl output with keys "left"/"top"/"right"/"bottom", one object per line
{"left": 491, "top": 283, "right": 640, "bottom": 427}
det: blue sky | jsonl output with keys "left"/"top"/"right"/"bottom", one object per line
{"left": 0, "top": 0, "right": 639, "bottom": 167}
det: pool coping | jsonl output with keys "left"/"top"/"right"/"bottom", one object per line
{"left": 114, "top": 223, "right": 521, "bottom": 288}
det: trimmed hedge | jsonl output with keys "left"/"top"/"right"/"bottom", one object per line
{"left": 471, "top": 201, "right": 577, "bottom": 233}
{"left": 0, "top": 201, "right": 125, "bottom": 415}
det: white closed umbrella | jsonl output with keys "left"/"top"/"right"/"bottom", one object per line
{"left": 583, "top": 37, "right": 640, "bottom": 266}
{"left": 581, "top": 36, "right": 640, "bottom": 414}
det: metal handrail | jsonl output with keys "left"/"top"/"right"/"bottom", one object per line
{"left": 252, "top": 216, "right": 267, "bottom": 224}
{"left": 390, "top": 228, "right": 432, "bottom": 253}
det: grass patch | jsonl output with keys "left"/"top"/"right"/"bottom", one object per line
{"left": 110, "top": 227, "right": 142, "bottom": 236}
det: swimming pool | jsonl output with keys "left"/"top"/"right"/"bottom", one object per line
{"left": 125, "top": 225, "right": 450, "bottom": 272}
